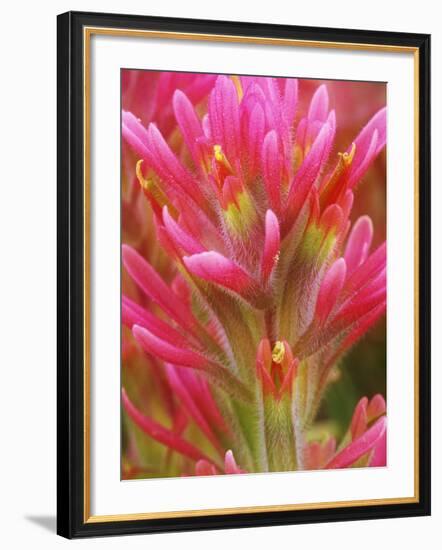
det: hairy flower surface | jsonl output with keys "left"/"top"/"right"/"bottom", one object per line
{"left": 121, "top": 73, "right": 386, "bottom": 477}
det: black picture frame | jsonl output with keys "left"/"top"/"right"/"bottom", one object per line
{"left": 57, "top": 10, "right": 431, "bottom": 539}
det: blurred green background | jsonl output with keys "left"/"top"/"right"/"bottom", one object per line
{"left": 320, "top": 318, "right": 386, "bottom": 440}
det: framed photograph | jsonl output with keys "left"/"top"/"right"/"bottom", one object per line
{"left": 57, "top": 11, "right": 431, "bottom": 538}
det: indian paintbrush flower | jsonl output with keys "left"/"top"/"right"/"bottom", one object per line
{"left": 121, "top": 74, "right": 387, "bottom": 477}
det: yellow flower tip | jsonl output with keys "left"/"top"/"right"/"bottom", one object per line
{"left": 272, "top": 341, "right": 285, "bottom": 364}
{"left": 339, "top": 142, "right": 356, "bottom": 167}
{"left": 213, "top": 144, "right": 224, "bottom": 162}
{"left": 135, "top": 158, "right": 144, "bottom": 177}
{"left": 213, "top": 144, "right": 233, "bottom": 174}
{"left": 135, "top": 159, "right": 148, "bottom": 189}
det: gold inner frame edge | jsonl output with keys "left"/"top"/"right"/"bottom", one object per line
{"left": 82, "top": 26, "right": 420, "bottom": 524}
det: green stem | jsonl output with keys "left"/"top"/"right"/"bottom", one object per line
{"left": 263, "top": 396, "right": 297, "bottom": 472}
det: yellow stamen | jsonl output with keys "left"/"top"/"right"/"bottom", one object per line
{"left": 213, "top": 144, "right": 233, "bottom": 173}
{"left": 272, "top": 341, "right": 285, "bottom": 364}
{"left": 338, "top": 142, "right": 356, "bottom": 167}
{"left": 135, "top": 160, "right": 178, "bottom": 218}
{"left": 213, "top": 144, "right": 224, "bottom": 162}
{"left": 319, "top": 142, "right": 357, "bottom": 208}
{"left": 135, "top": 159, "right": 149, "bottom": 189}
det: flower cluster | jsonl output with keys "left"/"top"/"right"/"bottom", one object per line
{"left": 121, "top": 72, "right": 386, "bottom": 477}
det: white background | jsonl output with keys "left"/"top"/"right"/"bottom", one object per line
{"left": 0, "top": 0, "right": 439, "bottom": 548}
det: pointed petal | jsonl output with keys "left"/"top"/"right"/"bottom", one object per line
{"left": 245, "top": 103, "right": 266, "bottom": 176}
{"left": 224, "top": 450, "right": 244, "bottom": 474}
{"left": 165, "top": 364, "right": 222, "bottom": 453}
{"left": 286, "top": 112, "right": 336, "bottom": 226}
{"left": 256, "top": 357, "right": 276, "bottom": 396}
{"left": 133, "top": 326, "right": 252, "bottom": 403}
{"left": 356, "top": 107, "right": 386, "bottom": 156}
{"left": 122, "top": 295, "right": 188, "bottom": 347}
{"left": 339, "top": 190, "right": 354, "bottom": 219}
{"left": 146, "top": 123, "right": 206, "bottom": 207}
{"left": 334, "top": 280, "right": 386, "bottom": 328}
{"left": 329, "top": 301, "right": 386, "bottom": 361}
{"left": 319, "top": 203, "right": 344, "bottom": 237}
{"left": 347, "top": 107, "right": 386, "bottom": 188}
{"left": 179, "top": 369, "right": 228, "bottom": 433}
{"left": 173, "top": 89, "right": 205, "bottom": 168}
{"left": 122, "top": 388, "right": 211, "bottom": 463}
{"left": 261, "top": 210, "right": 281, "bottom": 283}
{"left": 257, "top": 338, "right": 272, "bottom": 365}
{"left": 122, "top": 110, "right": 150, "bottom": 160}
{"left": 369, "top": 428, "right": 387, "bottom": 467}
{"left": 256, "top": 339, "right": 276, "bottom": 396}
{"left": 209, "top": 76, "right": 241, "bottom": 165}
{"left": 279, "top": 358, "right": 299, "bottom": 398}
{"left": 283, "top": 78, "right": 298, "bottom": 124}
{"left": 122, "top": 244, "right": 197, "bottom": 332}
{"left": 132, "top": 324, "right": 206, "bottom": 370}
{"left": 221, "top": 175, "right": 243, "bottom": 210}
{"left": 178, "top": 74, "right": 217, "bottom": 106}
{"left": 162, "top": 206, "right": 205, "bottom": 255}
{"left": 326, "top": 417, "right": 387, "bottom": 469}
{"left": 344, "top": 216, "right": 374, "bottom": 275}
{"left": 308, "top": 84, "right": 329, "bottom": 122}
{"left": 262, "top": 130, "right": 282, "bottom": 212}
{"left": 347, "top": 130, "right": 378, "bottom": 189}
{"left": 367, "top": 394, "right": 387, "bottom": 421}
{"left": 183, "top": 251, "right": 256, "bottom": 294}
{"left": 350, "top": 397, "right": 369, "bottom": 439}
{"left": 315, "top": 258, "right": 347, "bottom": 324}
{"left": 260, "top": 78, "right": 291, "bottom": 149}
{"left": 343, "top": 242, "right": 386, "bottom": 298}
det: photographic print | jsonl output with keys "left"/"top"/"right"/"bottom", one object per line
{"left": 121, "top": 71, "right": 387, "bottom": 480}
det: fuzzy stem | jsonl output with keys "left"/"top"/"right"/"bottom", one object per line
{"left": 263, "top": 396, "right": 297, "bottom": 472}
{"left": 265, "top": 307, "right": 278, "bottom": 345}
